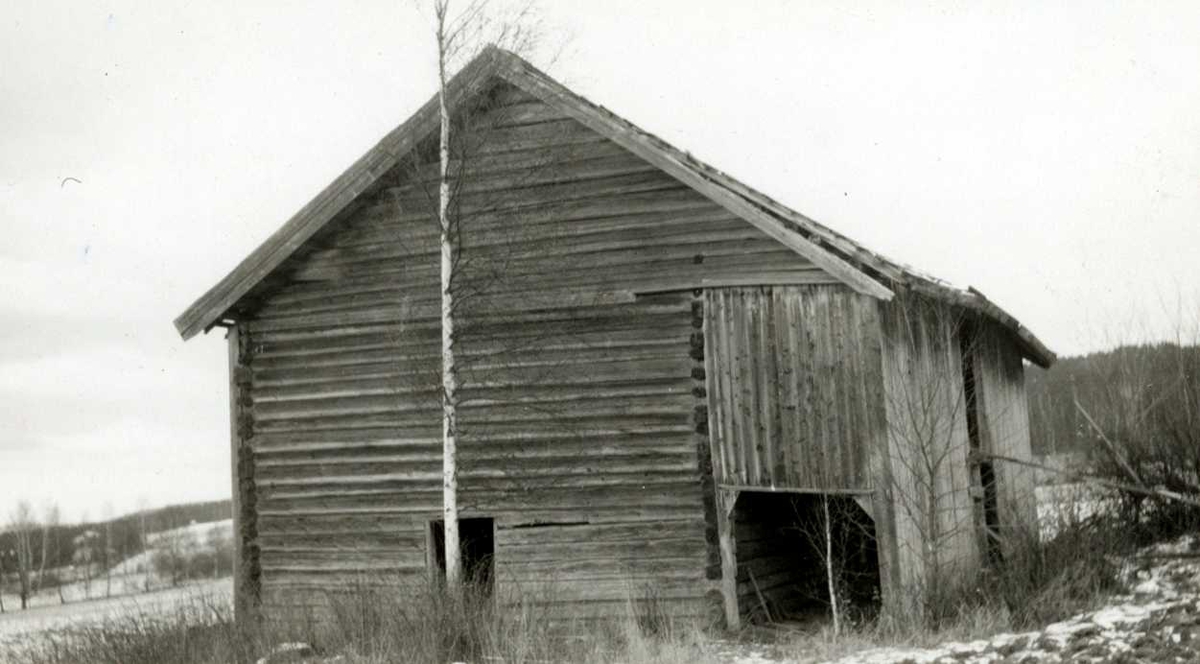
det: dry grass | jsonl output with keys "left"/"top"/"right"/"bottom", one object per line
{"left": 0, "top": 577, "right": 722, "bottom": 664}
{"left": 0, "top": 498, "right": 1140, "bottom": 664}
{"left": 3, "top": 519, "right": 1128, "bottom": 664}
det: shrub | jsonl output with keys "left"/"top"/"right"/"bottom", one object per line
{"left": 994, "top": 519, "right": 1125, "bottom": 629}
{"left": 888, "top": 505, "right": 1127, "bottom": 638}
{"left": 1075, "top": 342, "right": 1200, "bottom": 543}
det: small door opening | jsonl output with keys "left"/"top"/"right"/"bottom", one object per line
{"left": 428, "top": 517, "right": 495, "bottom": 596}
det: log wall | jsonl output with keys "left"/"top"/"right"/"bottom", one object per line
{"left": 234, "top": 82, "right": 835, "bottom": 619}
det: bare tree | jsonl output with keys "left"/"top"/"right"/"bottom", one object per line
{"left": 136, "top": 497, "right": 149, "bottom": 555}
{"left": 72, "top": 526, "right": 100, "bottom": 599}
{"left": 102, "top": 502, "right": 114, "bottom": 598}
{"left": 33, "top": 502, "right": 59, "bottom": 597}
{"left": 788, "top": 495, "right": 846, "bottom": 633}
{"left": 206, "top": 524, "right": 228, "bottom": 579}
{"left": 432, "top": 0, "right": 464, "bottom": 593}
{"left": 152, "top": 525, "right": 197, "bottom": 588}
{"left": 136, "top": 497, "right": 151, "bottom": 592}
{"left": 821, "top": 496, "right": 841, "bottom": 633}
{"left": 418, "top": 0, "right": 550, "bottom": 596}
{"left": 880, "top": 295, "right": 981, "bottom": 619}
{"left": 0, "top": 531, "right": 7, "bottom": 613}
{"left": 9, "top": 501, "right": 36, "bottom": 610}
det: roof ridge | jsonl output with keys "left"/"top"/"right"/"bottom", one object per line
{"left": 173, "top": 47, "right": 1054, "bottom": 367}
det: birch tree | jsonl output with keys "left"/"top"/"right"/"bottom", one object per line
{"left": 432, "top": 0, "right": 464, "bottom": 593}
{"left": 136, "top": 497, "right": 150, "bottom": 591}
{"left": 102, "top": 502, "right": 114, "bottom": 598}
{"left": 34, "top": 502, "right": 58, "bottom": 595}
{"left": 421, "top": 0, "right": 549, "bottom": 597}
{"left": 9, "top": 501, "right": 36, "bottom": 610}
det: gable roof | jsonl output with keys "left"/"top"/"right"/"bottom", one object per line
{"left": 174, "top": 47, "right": 1055, "bottom": 368}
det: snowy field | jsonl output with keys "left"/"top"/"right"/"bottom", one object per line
{"left": 0, "top": 519, "right": 232, "bottom": 612}
{"left": 0, "top": 577, "right": 231, "bottom": 650}
{"left": 1034, "top": 483, "right": 1115, "bottom": 538}
{"left": 0, "top": 517, "right": 234, "bottom": 655}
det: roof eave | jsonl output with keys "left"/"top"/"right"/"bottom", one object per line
{"left": 172, "top": 47, "right": 508, "bottom": 340}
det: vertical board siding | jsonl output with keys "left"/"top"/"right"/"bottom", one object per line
{"left": 703, "top": 286, "right": 883, "bottom": 491}
{"left": 879, "top": 295, "right": 980, "bottom": 598}
{"left": 974, "top": 322, "right": 1038, "bottom": 540}
{"left": 237, "top": 83, "right": 835, "bottom": 618}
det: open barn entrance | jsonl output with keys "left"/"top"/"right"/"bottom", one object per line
{"left": 733, "top": 492, "right": 880, "bottom": 625}
{"left": 428, "top": 517, "right": 495, "bottom": 596}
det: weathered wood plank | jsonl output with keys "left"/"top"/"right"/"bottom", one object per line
{"left": 229, "top": 325, "right": 261, "bottom": 624}
{"left": 704, "top": 286, "right": 881, "bottom": 492}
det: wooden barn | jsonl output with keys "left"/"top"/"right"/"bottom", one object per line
{"left": 175, "top": 47, "right": 1055, "bottom": 628}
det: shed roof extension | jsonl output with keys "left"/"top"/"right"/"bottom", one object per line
{"left": 174, "top": 46, "right": 1055, "bottom": 368}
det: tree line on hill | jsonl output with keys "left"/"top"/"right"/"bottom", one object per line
{"left": 1026, "top": 341, "right": 1200, "bottom": 457}
{"left": 0, "top": 498, "right": 232, "bottom": 611}
{"left": 1026, "top": 340, "right": 1200, "bottom": 540}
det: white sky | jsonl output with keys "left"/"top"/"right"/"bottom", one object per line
{"left": 3, "top": 0, "right": 1198, "bottom": 522}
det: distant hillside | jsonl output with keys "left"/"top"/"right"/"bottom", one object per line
{"left": 1027, "top": 342, "right": 1200, "bottom": 456}
{"left": 0, "top": 499, "right": 231, "bottom": 573}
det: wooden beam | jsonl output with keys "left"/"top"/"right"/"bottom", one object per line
{"left": 716, "top": 488, "right": 740, "bottom": 629}
{"left": 853, "top": 495, "right": 873, "bottom": 520}
{"left": 229, "top": 325, "right": 261, "bottom": 626}
{"left": 718, "top": 484, "right": 873, "bottom": 496}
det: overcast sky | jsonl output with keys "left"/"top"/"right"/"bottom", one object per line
{"left": 3, "top": 0, "right": 1198, "bottom": 522}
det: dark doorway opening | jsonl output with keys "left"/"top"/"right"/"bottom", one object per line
{"left": 429, "top": 517, "right": 495, "bottom": 596}
{"left": 733, "top": 492, "right": 880, "bottom": 625}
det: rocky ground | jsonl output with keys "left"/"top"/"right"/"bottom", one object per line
{"left": 718, "top": 534, "right": 1200, "bottom": 664}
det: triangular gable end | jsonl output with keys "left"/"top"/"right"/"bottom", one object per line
{"left": 489, "top": 58, "right": 894, "bottom": 304}
{"left": 172, "top": 47, "right": 891, "bottom": 341}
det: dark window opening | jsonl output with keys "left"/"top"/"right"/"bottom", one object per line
{"left": 959, "top": 324, "right": 982, "bottom": 454}
{"left": 959, "top": 324, "right": 1002, "bottom": 565}
{"left": 508, "top": 520, "right": 589, "bottom": 529}
{"left": 428, "top": 517, "right": 495, "bottom": 596}
{"left": 733, "top": 493, "right": 880, "bottom": 626}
